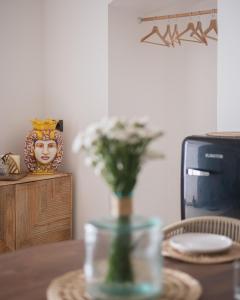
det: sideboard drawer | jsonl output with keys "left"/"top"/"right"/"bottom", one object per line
{"left": 0, "top": 173, "right": 72, "bottom": 253}
{"left": 0, "top": 185, "right": 15, "bottom": 252}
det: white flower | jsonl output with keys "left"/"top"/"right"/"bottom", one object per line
{"left": 149, "top": 128, "right": 164, "bottom": 140}
{"left": 100, "top": 117, "right": 119, "bottom": 133}
{"left": 72, "top": 133, "right": 83, "bottom": 153}
{"left": 85, "top": 156, "right": 94, "bottom": 167}
{"left": 134, "top": 128, "right": 149, "bottom": 139}
{"left": 86, "top": 123, "right": 101, "bottom": 136}
{"left": 94, "top": 161, "right": 105, "bottom": 176}
{"left": 72, "top": 116, "right": 164, "bottom": 195}
{"left": 106, "top": 129, "right": 128, "bottom": 141}
{"left": 83, "top": 132, "right": 101, "bottom": 149}
{"left": 130, "top": 116, "right": 149, "bottom": 128}
{"left": 83, "top": 136, "right": 94, "bottom": 149}
{"left": 117, "top": 162, "right": 124, "bottom": 170}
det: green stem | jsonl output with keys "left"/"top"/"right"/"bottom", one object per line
{"left": 105, "top": 216, "right": 134, "bottom": 283}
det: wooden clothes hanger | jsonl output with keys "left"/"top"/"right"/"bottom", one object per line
{"left": 190, "top": 21, "right": 208, "bottom": 45}
{"left": 204, "top": 19, "right": 218, "bottom": 41}
{"left": 163, "top": 24, "right": 181, "bottom": 47}
{"left": 163, "top": 24, "right": 171, "bottom": 39}
{"left": 176, "top": 22, "right": 204, "bottom": 43}
{"left": 141, "top": 26, "right": 170, "bottom": 47}
{"left": 171, "top": 24, "right": 182, "bottom": 46}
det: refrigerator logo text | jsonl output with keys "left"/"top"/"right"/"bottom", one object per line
{"left": 205, "top": 153, "right": 224, "bottom": 159}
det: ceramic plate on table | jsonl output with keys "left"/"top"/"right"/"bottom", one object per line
{"left": 169, "top": 233, "right": 233, "bottom": 254}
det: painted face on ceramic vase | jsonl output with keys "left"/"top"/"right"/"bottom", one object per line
{"left": 34, "top": 140, "right": 57, "bottom": 165}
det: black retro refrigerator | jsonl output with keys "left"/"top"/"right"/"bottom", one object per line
{"left": 181, "top": 135, "right": 240, "bottom": 219}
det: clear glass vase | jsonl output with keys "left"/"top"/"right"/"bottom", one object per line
{"left": 84, "top": 216, "right": 163, "bottom": 300}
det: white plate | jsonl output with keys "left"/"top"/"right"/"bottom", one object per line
{"left": 169, "top": 233, "right": 233, "bottom": 254}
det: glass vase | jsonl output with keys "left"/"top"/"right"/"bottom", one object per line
{"left": 84, "top": 216, "right": 163, "bottom": 300}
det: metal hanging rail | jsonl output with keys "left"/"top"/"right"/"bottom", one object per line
{"left": 139, "top": 9, "right": 217, "bottom": 23}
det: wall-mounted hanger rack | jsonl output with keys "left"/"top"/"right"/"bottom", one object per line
{"left": 139, "top": 9, "right": 217, "bottom": 23}
{"left": 139, "top": 9, "right": 218, "bottom": 47}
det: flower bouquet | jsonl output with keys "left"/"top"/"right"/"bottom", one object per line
{"left": 73, "top": 117, "right": 163, "bottom": 300}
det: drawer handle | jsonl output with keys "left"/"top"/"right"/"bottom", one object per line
{"left": 187, "top": 169, "right": 210, "bottom": 176}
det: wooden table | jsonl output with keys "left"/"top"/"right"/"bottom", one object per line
{"left": 0, "top": 240, "right": 234, "bottom": 300}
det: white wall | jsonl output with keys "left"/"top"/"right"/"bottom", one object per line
{"left": 0, "top": 0, "right": 218, "bottom": 238}
{"left": 0, "top": 0, "right": 44, "bottom": 162}
{"left": 218, "top": 0, "right": 240, "bottom": 130}
{"left": 0, "top": 0, "right": 109, "bottom": 238}
{"left": 44, "top": 0, "right": 109, "bottom": 238}
{"left": 109, "top": 1, "right": 217, "bottom": 224}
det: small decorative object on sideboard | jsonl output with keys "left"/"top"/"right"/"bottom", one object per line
{"left": 0, "top": 153, "right": 20, "bottom": 174}
{"left": 0, "top": 155, "right": 8, "bottom": 175}
{"left": 24, "top": 119, "right": 63, "bottom": 174}
{"left": 73, "top": 117, "right": 164, "bottom": 300}
{"left": 0, "top": 153, "right": 27, "bottom": 181}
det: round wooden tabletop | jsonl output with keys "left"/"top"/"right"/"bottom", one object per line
{"left": 0, "top": 240, "right": 234, "bottom": 300}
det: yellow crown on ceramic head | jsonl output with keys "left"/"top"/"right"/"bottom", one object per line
{"left": 32, "top": 119, "right": 57, "bottom": 131}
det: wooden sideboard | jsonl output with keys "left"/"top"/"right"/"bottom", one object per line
{"left": 0, "top": 173, "right": 72, "bottom": 253}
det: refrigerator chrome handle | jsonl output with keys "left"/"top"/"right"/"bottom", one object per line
{"left": 187, "top": 169, "right": 210, "bottom": 176}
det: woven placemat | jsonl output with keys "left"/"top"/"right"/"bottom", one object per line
{"left": 47, "top": 268, "right": 202, "bottom": 300}
{"left": 163, "top": 240, "right": 240, "bottom": 264}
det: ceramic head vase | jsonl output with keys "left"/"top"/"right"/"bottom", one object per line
{"left": 24, "top": 119, "right": 63, "bottom": 174}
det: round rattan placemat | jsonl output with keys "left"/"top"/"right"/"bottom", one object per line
{"left": 163, "top": 240, "right": 240, "bottom": 264}
{"left": 47, "top": 268, "right": 202, "bottom": 300}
